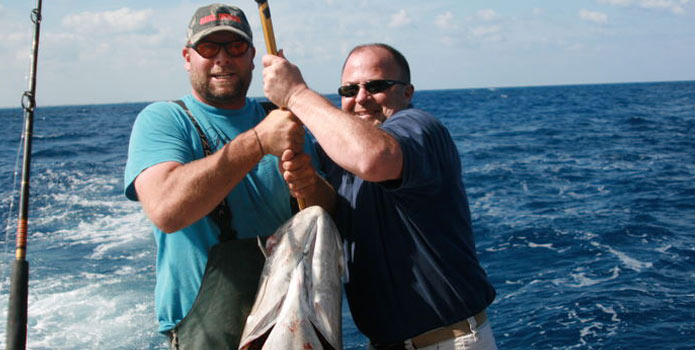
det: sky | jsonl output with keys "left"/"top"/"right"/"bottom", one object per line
{"left": 1, "top": 0, "right": 693, "bottom": 108}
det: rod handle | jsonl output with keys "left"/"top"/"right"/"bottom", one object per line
{"left": 6, "top": 260, "right": 29, "bottom": 350}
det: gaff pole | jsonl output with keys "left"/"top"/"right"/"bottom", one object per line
{"left": 254, "top": 0, "right": 306, "bottom": 210}
{"left": 254, "top": 0, "right": 279, "bottom": 56}
{"left": 6, "top": 0, "right": 42, "bottom": 349}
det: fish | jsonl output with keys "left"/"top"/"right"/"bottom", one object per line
{"left": 239, "top": 206, "right": 344, "bottom": 350}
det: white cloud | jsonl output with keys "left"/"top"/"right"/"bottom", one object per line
{"left": 640, "top": 0, "right": 687, "bottom": 14}
{"left": 0, "top": 20, "right": 30, "bottom": 65}
{"left": 0, "top": 31, "right": 26, "bottom": 44}
{"left": 477, "top": 9, "right": 497, "bottom": 21}
{"left": 579, "top": 9, "right": 609, "bottom": 23}
{"left": 598, "top": 0, "right": 633, "bottom": 5}
{"left": 389, "top": 9, "right": 412, "bottom": 28}
{"left": 566, "top": 43, "right": 587, "bottom": 51}
{"left": 62, "top": 8, "right": 154, "bottom": 34}
{"left": 472, "top": 25, "right": 501, "bottom": 37}
{"left": 435, "top": 11, "right": 456, "bottom": 29}
{"left": 440, "top": 36, "right": 455, "bottom": 47}
{"left": 598, "top": 0, "right": 691, "bottom": 14}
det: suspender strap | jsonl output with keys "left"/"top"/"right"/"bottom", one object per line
{"left": 172, "top": 100, "right": 236, "bottom": 242}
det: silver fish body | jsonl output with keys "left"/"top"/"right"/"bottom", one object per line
{"left": 239, "top": 206, "right": 344, "bottom": 350}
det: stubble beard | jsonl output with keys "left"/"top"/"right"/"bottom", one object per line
{"left": 190, "top": 69, "right": 252, "bottom": 106}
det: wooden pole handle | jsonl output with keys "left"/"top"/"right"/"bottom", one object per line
{"left": 255, "top": 0, "right": 306, "bottom": 210}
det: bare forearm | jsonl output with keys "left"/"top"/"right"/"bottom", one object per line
{"left": 262, "top": 54, "right": 402, "bottom": 181}
{"left": 301, "top": 175, "right": 336, "bottom": 214}
{"left": 287, "top": 88, "right": 402, "bottom": 181}
{"left": 136, "top": 129, "right": 262, "bottom": 232}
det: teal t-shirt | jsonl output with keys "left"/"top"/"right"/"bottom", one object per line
{"left": 124, "top": 95, "right": 316, "bottom": 332}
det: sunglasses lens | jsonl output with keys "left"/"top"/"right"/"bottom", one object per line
{"left": 365, "top": 80, "right": 392, "bottom": 94}
{"left": 225, "top": 41, "right": 249, "bottom": 56}
{"left": 338, "top": 80, "right": 406, "bottom": 97}
{"left": 194, "top": 41, "right": 249, "bottom": 58}
{"left": 338, "top": 85, "right": 359, "bottom": 97}
{"left": 194, "top": 42, "right": 219, "bottom": 59}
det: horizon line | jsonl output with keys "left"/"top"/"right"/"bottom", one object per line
{"left": 1, "top": 79, "right": 693, "bottom": 110}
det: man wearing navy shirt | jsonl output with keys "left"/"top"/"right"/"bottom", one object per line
{"left": 264, "top": 43, "right": 498, "bottom": 349}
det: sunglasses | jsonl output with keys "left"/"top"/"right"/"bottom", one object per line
{"left": 188, "top": 40, "right": 250, "bottom": 59}
{"left": 338, "top": 79, "right": 408, "bottom": 97}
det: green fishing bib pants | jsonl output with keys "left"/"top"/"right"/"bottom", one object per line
{"left": 168, "top": 238, "right": 265, "bottom": 350}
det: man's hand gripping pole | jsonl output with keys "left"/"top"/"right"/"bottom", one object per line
{"left": 254, "top": 0, "right": 306, "bottom": 210}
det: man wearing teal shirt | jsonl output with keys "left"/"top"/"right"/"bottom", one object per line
{"left": 124, "top": 4, "right": 332, "bottom": 349}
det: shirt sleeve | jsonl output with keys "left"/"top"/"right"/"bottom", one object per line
{"left": 381, "top": 109, "right": 456, "bottom": 194}
{"left": 123, "top": 101, "right": 198, "bottom": 201}
{"left": 303, "top": 130, "right": 327, "bottom": 178}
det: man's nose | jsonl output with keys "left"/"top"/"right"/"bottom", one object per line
{"left": 354, "top": 85, "right": 371, "bottom": 104}
{"left": 213, "top": 46, "right": 234, "bottom": 63}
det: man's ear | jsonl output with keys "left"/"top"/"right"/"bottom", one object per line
{"left": 250, "top": 46, "right": 256, "bottom": 70}
{"left": 182, "top": 47, "right": 191, "bottom": 71}
{"left": 404, "top": 83, "right": 415, "bottom": 103}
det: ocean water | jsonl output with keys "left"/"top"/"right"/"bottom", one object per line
{"left": 0, "top": 81, "right": 693, "bottom": 349}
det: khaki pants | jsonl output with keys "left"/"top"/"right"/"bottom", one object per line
{"left": 369, "top": 320, "right": 498, "bottom": 350}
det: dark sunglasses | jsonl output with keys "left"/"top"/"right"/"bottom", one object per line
{"left": 188, "top": 40, "right": 250, "bottom": 59}
{"left": 338, "top": 79, "right": 408, "bottom": 97}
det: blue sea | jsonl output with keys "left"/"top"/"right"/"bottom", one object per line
{"left": 1, "top": 81, "right": 693, "bottom": 349}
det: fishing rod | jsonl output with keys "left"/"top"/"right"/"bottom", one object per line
{"left": 7, "top": 0, "right": 43, "bottom": 349}
{"left": 254, "top": 0, "right": 306, "bottom": 210}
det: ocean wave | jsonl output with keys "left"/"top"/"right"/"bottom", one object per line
{"left": 590, "top": 241, "right": 653, "bottom": 272}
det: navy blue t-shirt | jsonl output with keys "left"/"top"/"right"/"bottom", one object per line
{"left": 318, "top": 108, "right": 496, "bottom": 344}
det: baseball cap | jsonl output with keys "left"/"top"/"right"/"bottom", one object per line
{"left": 187, "top": 4, "right": 253, "bottom": 46}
